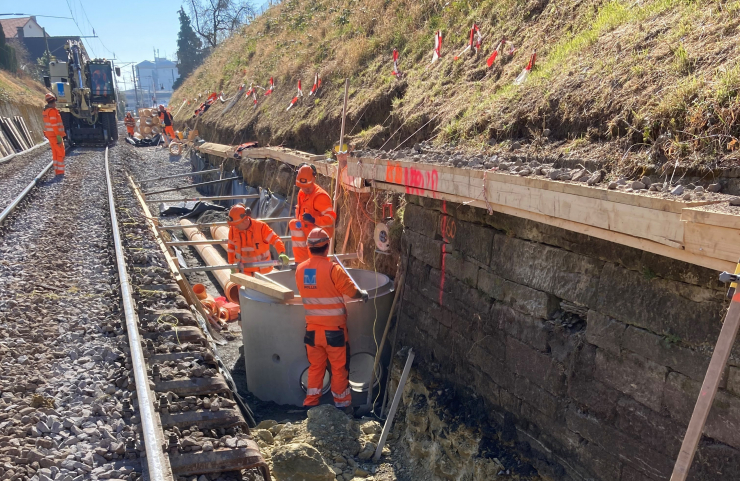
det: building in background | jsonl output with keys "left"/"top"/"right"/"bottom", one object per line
{"left": 136, "top": 57, "right": 179, "bottom": 93}
{"left": 0, "top": 16, "right": 45, "bottom": 38}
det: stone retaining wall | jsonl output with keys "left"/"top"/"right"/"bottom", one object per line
{"left": 397, "top": 194, "right": 740, "bottom": 480}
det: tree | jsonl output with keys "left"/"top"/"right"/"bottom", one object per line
{"left": 0, "top": 27, "right": 18, "bottom": 73}
{"left": 174, "top": 7, "right": 204, "bottom": 89}
{"left": 187, "top": 0, "right": 255, "bottom": 49}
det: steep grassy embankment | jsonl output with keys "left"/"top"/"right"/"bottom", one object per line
{"left": 173, "top": 0, "right": 740, "bottom": 171}
{"left": 0, "top": 70, "right": 48, "bottom": 144}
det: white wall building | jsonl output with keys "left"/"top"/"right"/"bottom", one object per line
{"left": 136, "top": 58, "right": 179, "bottom": 93}
{"left": 0, "top": 16, "right": 46, "bottom": 38}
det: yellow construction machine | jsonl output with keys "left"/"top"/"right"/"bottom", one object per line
{"left": 44, "top": 40, "right": 121, "bottom": 145}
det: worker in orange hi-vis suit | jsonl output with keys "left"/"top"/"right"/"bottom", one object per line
{"left": 158, "top": 105, "right": 175, "bottom": 145}
{"left": 289, "top": 164, "right": 337, "bottom": 263}
{"left": 227, "top": 204, "right": 290, "bottom": 275}
{"left": 296, "top": 228, "right": 368, "bottom": 411}
{"left": 42, "top": 93, "right": 66, "bottom": 176}
{"left": 123, "top": 112, "right": 136, "bottom": 137}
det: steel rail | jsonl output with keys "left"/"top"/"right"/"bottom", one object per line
{"left": 0, "top": 139, "right": 49, "bottom": 165}
{"left": 143, "top": 177, "right": 240, "bottom": 196}
{"left": 105, "top": 147, "right": 173, "bottom": 481}
{"left": 144, "top": 194, "right": 260, "bottom": 203}
{"left": 138, "top": 168, "right": 220, "bottom": 184}
{"left": 157, "top": 217, "right": 293, "bottom": 229}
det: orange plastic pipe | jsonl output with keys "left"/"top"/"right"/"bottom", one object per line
{"left": 180, "top": 219, "right": 240, "bottom": 302}
{"left": 210, "top": 225, "right": 229, "bottom": 250}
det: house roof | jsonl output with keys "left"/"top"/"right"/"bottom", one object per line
{"left": 137, "top": 58, "right": 177, "bottom": 69}
{"left": 1, "top": 17, "right": 31, "bottom": 38}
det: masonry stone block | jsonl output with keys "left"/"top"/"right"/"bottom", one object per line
{"left": 594, "top": 348, "right": 667, "bottom": 412}
{"left": 446, "top": 218, "right": 494, "bottom": 265}
{"left": 567, "top": 367, "right": 621, "bottom": 422}
{"left": 491, "top": 303, "right": 549, "bottom": 352}
{"left": 443, "top": 252, "right": 479, "bottom": 287}
{"left": 491, "top": 234, "right": 604, "bottom": 307}
{"left": 514, "top": 375, "right": 559, "bottom": 418}
{"left": 565, "top": 407, "right": 673, "bottom": 480}
{"left": 596, "top": 262, "right": 725, "bottom": 345}
{"left": 585, "top": 310, "right": 625, "bottom": 354}
{"left": 506, "top": 337, "right": 566, "bottom": 396}
{"left": 689, "top": 442, "right": 740, "bottom": 480}
{"left": 575, "top": 440, "right": 624, "bottom": 481}
{"left": 614, "top": 397, "right": 683, "bottom": 458}
{"left": 622, "top": 326, "right": 711, "bottom": 382}
{"left": 472, "top": 368, "right": 501, "bottom": 406}
{"left": 439, "top": 273, "right": 492, "bottom": 322}
{"left": 479, "top": 270, "right": 559, "bottom": 319}
{"left": 404, "top": 202, "right": 440, "bottom": 238}
{"left": 406, "top": 229, "right": 443, "bottom": 270}
{"left": 664, "top": 372, "right": 740, "bottom": 449}
{"left": 728, "top": 366, "right": 740, "bottom": 397}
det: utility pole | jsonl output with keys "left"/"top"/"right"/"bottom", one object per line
{"left": 131, "top": 64, "right": 140, "bottom": 110}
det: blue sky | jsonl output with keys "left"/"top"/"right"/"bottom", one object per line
{"left": 5, "top": 0, "right": 268, "bottom": 90}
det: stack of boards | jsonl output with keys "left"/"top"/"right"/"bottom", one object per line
{"left": 135, "top": 108, "right": 161, "bottom": 139}
{"left": 0, "top": 116, "right": 35, "bottom": 158}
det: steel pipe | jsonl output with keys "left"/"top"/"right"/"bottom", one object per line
{"left": 165, "top": 236, "right": 290, "bottom": 247}
{"left": 0, "top": 160, "right": 54, "bottom": 226}
{"left": 143, "top": 177, "right": 239, "bottom": 196}
{"left": 105, "top": 147, "right": 173, "bottom": 481}
{"left": 157, "top": 217, "right": 294, "bottom": 229}
{"left": 139, "top": 168, "right": 220, "bottom": 184}
{"left": 145, "top": 194, "right": 260, "bottom": 203}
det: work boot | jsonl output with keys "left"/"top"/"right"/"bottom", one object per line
{"left": 343, "top": 406, "right": 355, "bottom": 417}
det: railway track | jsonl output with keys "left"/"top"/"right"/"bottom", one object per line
{"left": 0, "top": 143, "right": 270, "bottom": 481}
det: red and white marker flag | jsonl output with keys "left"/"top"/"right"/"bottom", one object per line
{"left": 514, "top": 50, "right": 536, "bottom": 84}
{"left": 286, "top": 80, "right": 303, "bottom": 111}
{"left": 264, "top": 77, "right": 275, "bottom": 95}
{"left": 455, "top": 23, "right": 482, "bottom": 60}
{"left": 431, "top": 30, "right": 443, "bottom": 63}
{"left": 244, "top": 82, "right": 259, "bottom": 106}
{"left": 486, "top": 36, "right": 506, "bottom": 67}
{"left": 309, "top": 73, "right": 321, "bottom": 96}
{"left": 392, "top": 48, "right": 401, "bottom": 76}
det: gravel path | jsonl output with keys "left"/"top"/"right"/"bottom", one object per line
{"left": 0, "top": 146, "right": 55, "bottom": 213}
{"left": 0, "top": 147, "right": 142, "bottom": 481}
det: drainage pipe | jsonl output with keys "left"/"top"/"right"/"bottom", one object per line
{"left": 105, "top": 148, "right": 173, "bottom": 481}
{"left": 180, "top": 219, "right": 240, "bottom": 302}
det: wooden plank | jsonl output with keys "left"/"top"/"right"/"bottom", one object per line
{"left": 242, "top": 146, "right": 337, "bottom": 177}
{"left": 374, "top": 180, "right": 734, "bottom": 272}
{"left": 198, "top": 142, "right": 235, "bottom": 157}
{"left": 230, "top": 273, "right": 294, "bottom": 301}
{"left": 17, "top": 117, "right": 34, "bottom": 145}
{"left": 681, "top": 207, "right": 740, "bottom": 231}
{"left": 671, "top": 293, "right": 740, "bottom": 480}
{"left": 683, "top": 222, "right": 740, "bottom": 263}
{"left": 348, "top": 157, "right": 717, "bottom": 214}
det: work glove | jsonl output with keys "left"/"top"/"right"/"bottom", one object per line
{"left": 56, "top": 135, "right": 62, "bottom": 144}
{"left": 359, "top": 289, "right": 369, "bottom": 303}
{"left": 302, "top": 213, "right": 316, "bottom": 224}
{"left": 279, "top": 253, "right": 290, "bottom": 266}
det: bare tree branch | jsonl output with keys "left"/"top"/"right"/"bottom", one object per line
{"left": 187, "top": 0, "right": 254, "bottom": 49}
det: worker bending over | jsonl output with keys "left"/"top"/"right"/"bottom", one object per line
{"left": 124, "top": 112, "right": 136, "bottom": 137}
{"left": 227, "top": 204, "right": 289, "bottom": 275}
{"left": 289, "top": 164, "right": 336, "bottom": 263}
{"left": 296, "top": 228, "right": 368, "bottom": 410}
{"left": 158, "top": 105, "right": 175, "bottom": 145}
{"left": 43, "top": 93, "right": 66, "bottom": 176}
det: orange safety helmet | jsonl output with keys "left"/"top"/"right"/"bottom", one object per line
{"left": 45, "top": 92, "right": 57, "bottom": 103}
{"left": 307, "top": 228, "right": 330, "bottom": 248}
{"left": 228, "top": 204, "right": 252, "bottom": 226}
{"left": 296, "top": 163, "right": 316, "bottom": 187}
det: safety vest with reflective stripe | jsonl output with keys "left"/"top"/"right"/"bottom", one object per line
{"left": 296, "top": 256, "right": 348, "bottom": 327}
{"left": 227, "top": 219, "right": 285, "bottom": 274}
{"left": 43, "top": 106, "right": 65, "bottom": 138}
{"left": 124, "top": 116, "right": 136, "bottom": 127}
{"left": 296, "top": 185, "right": 336, "bottom": 237}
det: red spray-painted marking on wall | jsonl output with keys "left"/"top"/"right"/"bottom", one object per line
{"left": 384, "top": 162, "right": 439, "bottom": 198}
{"left": 439, "top": 201, "right": 448, "bottom": 307}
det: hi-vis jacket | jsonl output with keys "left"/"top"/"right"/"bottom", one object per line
{"left": 296, "top": 255, "right": 359, "bottom": 327}
{"left": 296, "top": 185, "right": 336, "bottom": 238}
{"left": 227, "top": 219, "right": 285, "bottom": 274}
{"left": 43, "top": 106, "right": 65, "bottom": 139}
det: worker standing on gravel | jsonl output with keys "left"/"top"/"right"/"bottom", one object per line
{"left": 289, "top": 164, "right": 337, "bottom": 263}
{"left": 158, "top": 105, "right": 175, "bottom": 145}
{"left": 296, "top": 228, "right": 368, "bottom": 410}
{"left": 124, "top": 112, "right": 136, "bottom": 137}
{"left": 43, "top": 93, "right": 66, "bottom": 176}
{"left": 227, "top": 204, "right": 290, "bottom": 275}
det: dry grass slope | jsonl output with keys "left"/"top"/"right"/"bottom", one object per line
{"left": 172, "top": 0, "right": 740, "bottom": 172}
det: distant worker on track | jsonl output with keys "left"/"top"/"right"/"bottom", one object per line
{"left": 289, "top": 164, "right": 337, "bottom": 263}
{"left": 296, "top": 228, "right": 368, "bottom": 410}
{"left": 124, "top": 112, "right": 136, "bottom": 137}
{"left": 43, "top": 93, "right": 66, "bottom": 176}
{"left": 227, "top": 204, "right": 290, "bottom": 275}
{"left": 158, "top": 105, "right": 175, "bottom": 146}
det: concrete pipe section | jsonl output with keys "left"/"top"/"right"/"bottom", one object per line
{"left": 240, "top": 269, "right": 394, "bottom": 406}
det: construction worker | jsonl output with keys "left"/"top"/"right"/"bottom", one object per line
{"left": 289, "top": 164, "right": 337, "bottom": 263}
{"left": 43, "top": 93, "right": 66, "bottom": 176}
{"left": 296, "top": 228, "right": 368, "bottom": 410}
{"left": 158, "top": 105, "right": 175, "bottom": 145}
{"left": 124, "top": 112, "right": 136, "bottom": 137}
{"left": 227, "top": 204, "right": 290, "bottom": 275}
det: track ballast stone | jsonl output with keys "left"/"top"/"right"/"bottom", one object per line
{"left": 0, "top": 146, "right": 55, "bottom": 213}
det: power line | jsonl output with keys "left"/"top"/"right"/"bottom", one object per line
{"left": 74, "top": 0, "right": 115, "bottom": 58}
{"left": 64, "top": 0, "right": 97, "bottom": 57}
